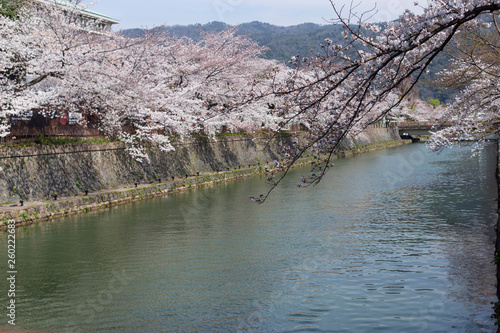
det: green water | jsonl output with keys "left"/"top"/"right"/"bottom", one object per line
{"left": 0, "top": 143, "right": 498, "bottom": 332}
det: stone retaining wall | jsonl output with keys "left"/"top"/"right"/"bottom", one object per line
{"left": 0, "top": 127, "right": 405, "bottom": 227}
{"left": 0, "top": 166, "right": 265, "bottom": 228}
{"left": 0, "top": 128, "right": 401, "bottom": 203}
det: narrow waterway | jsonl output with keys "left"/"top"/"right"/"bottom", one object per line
{"left": 1, "top": 143, "right": 498, "bottom": 332}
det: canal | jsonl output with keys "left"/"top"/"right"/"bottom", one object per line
{"left": 0, "top": 143, "right": 498, "bottom": 332}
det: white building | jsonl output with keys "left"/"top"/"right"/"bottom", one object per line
{"left": 33, "top": 0, "right": 119, "bottom": 30}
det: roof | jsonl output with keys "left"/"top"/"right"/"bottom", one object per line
{"left": 35, "top": 0, "right": 120, "bottom": 25}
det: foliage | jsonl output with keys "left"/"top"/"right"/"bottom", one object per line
{"left": 32, "top": 136, "right": 115, "bottom": 146}
{"left": 428, "top": 99, "right": 441, "bottom": 108}
{"left": 75, "top": 177, "right": 82, "bottom": 190}
{"left": 0, "top": 0, "right": 24, "bottom": 19}
{"left": 3, "top": 136, "right": 118, "bottom": 147}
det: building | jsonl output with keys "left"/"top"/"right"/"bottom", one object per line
{"left": 34, "top": 0, "right": 119, "bottom": 30}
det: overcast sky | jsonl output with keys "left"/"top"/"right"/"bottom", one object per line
{"left": 85, "top": 0, "right": 424, "bottom": 30}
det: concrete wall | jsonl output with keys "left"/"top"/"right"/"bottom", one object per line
{"left": 0, "top": 128, "right": 402, "bottom": 203}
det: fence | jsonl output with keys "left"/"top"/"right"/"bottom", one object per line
{"left": 4, "top": 110, "right": 101, "bottom": 143}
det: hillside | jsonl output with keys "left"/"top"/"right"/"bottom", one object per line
{"left": 123, "top": 21, "right": 347, "bottom": 63}
{"left": 122, "top": 21, "right": 452, "bottom": 102}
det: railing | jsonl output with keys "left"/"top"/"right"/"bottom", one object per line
{"left": 366, "top": 121, "right": 397, "bottom": 129}
{"left": 2, "top": 110, "right": 102, "bottom": 144}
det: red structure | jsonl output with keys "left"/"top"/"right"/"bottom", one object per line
{"left": 7, "top": 110, "right": 101, "bottom": 141}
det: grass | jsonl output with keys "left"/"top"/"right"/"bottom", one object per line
{"left": 75, "top": 178, "right": 82, "bottom": 190}
{"left": 4, "top": 136, "right": 120, "bottom": 147}
{"left": 194, "top": 131, "right": 291, "bottom": 138}
{"left": 215, "top": 131, "right": 269, "bottom": 137}
{"left": 213, "top": 131, "right": 307, "bottom": 137}
{"left": 4, "top": 131, "right": 306, "bottom": 147}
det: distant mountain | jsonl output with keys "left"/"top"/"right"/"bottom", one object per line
{"left": 122, "top": 21, "right": 346, "bottom": 64}
{"left": 122, "top": 21, "right": 452, "bottom": 102}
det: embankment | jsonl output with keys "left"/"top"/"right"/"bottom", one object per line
{"left": 0, "top": 127, "right": 404, "bottom": 227}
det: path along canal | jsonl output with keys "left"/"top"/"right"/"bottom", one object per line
{"left": 0, "top": 143, "right": 498, "bottom": 332}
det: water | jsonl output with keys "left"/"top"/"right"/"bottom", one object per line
{"left": 0, "top": 143, "right": 498, "bottom": 332}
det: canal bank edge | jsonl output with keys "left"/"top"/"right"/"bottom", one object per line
{"left": 0, "top": 128, "right": 407, "bottom": 228}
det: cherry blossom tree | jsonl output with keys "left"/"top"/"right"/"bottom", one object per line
{"left": 63, "top": 26, "right": 283, "bottom": 160}
{"left": 428, "top": 12, "right": 500, "bottom": 150}
{"left": 251, "top": 0, "right": 500, "bottom": 202}
{"left": 1, "top": 0, "right": 123, "bottom": 138}
{"left": 1, "top": 0, "right": 283, "bottom": 160}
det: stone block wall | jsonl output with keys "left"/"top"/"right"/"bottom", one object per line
{"left": 0, "top": 128, "right": 401, "bottom": 203}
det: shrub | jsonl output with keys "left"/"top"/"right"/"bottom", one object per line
{"left": 428, "top": 99, "right": 441, "bottom": 108}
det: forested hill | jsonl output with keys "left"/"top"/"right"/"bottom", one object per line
{"left": 124, "top": 21, "right": 347, "bottom": 63}
{"left": 123, "top": 21, "right": 451, "bottom": 102}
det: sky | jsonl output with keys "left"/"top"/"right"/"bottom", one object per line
{"left": 85, "top": 0, "right": 425, "bottom": 30}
